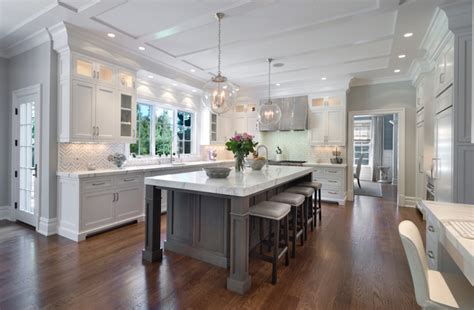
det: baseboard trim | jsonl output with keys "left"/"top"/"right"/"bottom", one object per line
{"left": 37, "top": 217, "right": 58, "bottom": 236}
{"left": 0, "top": 205, "right": 12, "bottom": 220}
{"left": 400, "top": 196, "right": 417, "bottom": 208}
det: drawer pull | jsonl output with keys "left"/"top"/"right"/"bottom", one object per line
{"left": 328, "top": 191, "right": 338, "bottom": 195}
{"left": 427, "top": 250, "right": 435, "bottom": 259}
{"left": 92, "top": 182, "right": 105, "bottom": 186}
{"left": 123, "top": 178, "right": 136, "bottom": 182}
{"left": 328, "top": 180, "right": 337, "bottom": 183}
{"left": 428, "top": 225, "right": 435, "bottom": 232}
{"left": 327, "top": 170, "right": 338, "bottom": 173}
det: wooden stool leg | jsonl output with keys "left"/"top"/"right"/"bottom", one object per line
{"left": 309, "top": 196, "right": 314, "bottom": 232}
{"left": 318, "top": 189, "right": 322, "bottom": 221}
{"left": 299, "top": 205, "right": 304, "bottom": 246}
{"left": 272, "top": 220, "right": 280, "bottom": 284}
{"left": 292, "top": 206, "right": 297, "bottom": 258}
{"left": 285, "top": 215, "right": 289, "bottom": 266}
{"left": 259, "top": 218, "right": 264, "bottom": 254}
{"left": 303, "top": 200, "right": 308, "bottom": 241}
{"left": 268, "top": 220, "right": 272, "bottom": 252}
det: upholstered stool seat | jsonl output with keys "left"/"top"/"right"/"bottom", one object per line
{"left": 271, "top": 192, "right": 305, "bottom": 257}
{"left": 270, "top": 192, "right": 305, "bottom": 206}
{"left": 250, "top": 201, "right": 291, "bottom": 284}
{"left": 286, "top": 186, "right": 314, "bottom": 239}
{"left": 298, "top": 181, "right": 322, "bottom": 190}
{"left": 286, "top": 186, "right": 314, "bottom": 197}
{"left": 250, "top": 201, "right": 291, "bottom": 220}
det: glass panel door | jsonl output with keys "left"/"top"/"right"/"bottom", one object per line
{"left": 120, "top": 93, "right": 132, "bottom": 138}
{"left": 75, "top": 59, "right": 94, "bottom": 79}
{"left": 97, "top": 64, "right": 114, "bottom": 84}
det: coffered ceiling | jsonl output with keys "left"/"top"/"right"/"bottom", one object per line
{"left": 0, "top": 0, "right": 445, "bottom": 95}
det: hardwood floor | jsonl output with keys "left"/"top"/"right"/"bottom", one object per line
{"left": 0, "top": 194, "right": 424, "bottom": 309}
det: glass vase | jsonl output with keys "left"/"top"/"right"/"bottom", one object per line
{"left": 234, "top": 153, "right": 245, "bottom": 172}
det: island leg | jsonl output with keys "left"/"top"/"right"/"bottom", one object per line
{"left": 142, "top": 185, "right": 163, "bottom": 262}
{"left": 227, "top": 196, "right": 252, "bottom": 294}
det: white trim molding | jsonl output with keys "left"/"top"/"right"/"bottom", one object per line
{"left": 37, "top": 217, "right": 58, "bottom": 236}
{"left": 402, "top": 196, "right": 418, "bottom": 208}
{"left": 1, "top": 28, "right": 51, "bottom": 59}
{"left": 347, "top": 108, "right": 406, "bottom": 206}
{"left": 0, "top": 206, "right": 12, "bottom": 220}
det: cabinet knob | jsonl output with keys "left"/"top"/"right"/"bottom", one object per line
{"left": 427, "top": 250, "right": 435, "bottom": 259}
{"left": 428, "top": 225, "right": 434, "bottom": 232}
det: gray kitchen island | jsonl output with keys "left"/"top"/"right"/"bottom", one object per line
{"left": 142, "top": 166, "right": 314, "bottom": 294}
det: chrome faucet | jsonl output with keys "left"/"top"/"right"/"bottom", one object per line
{"left": 256, "top": 144, "right": 269, "bottom": 169}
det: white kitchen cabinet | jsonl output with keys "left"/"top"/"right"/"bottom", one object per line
{"left": 308, "top": 93, "right": 346, "bottom": 146}
{"left": 234, "top": 116, "right": 247, "bottom": 134}
{"left": 309, "top": 108, "right": 345, "bottom": 146}
{"left": 434, "top": 38, "right": 454, "bottom": 96}
{"left": 217, "top": 114, "right": 233, "bottom": 143}
{"left": 312, "top": 165, "right": 347, "bottom": 205}
{"left": 433, "top": 106, "right": 453, "bottom": 202}
{"left": 57, "top": 173, "right": 145, "bottom": 241}
{"left": 59, "top": 51, "right": 137, "bottom": 143}
{"left": 416, "top": 120, "right": 425, "bottom": 201}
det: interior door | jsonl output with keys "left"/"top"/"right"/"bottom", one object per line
{"left": 12, "top": 88, "right": 40, "bottom": 227}
{"left": 95, "top": 85, "right": 116, "bottom": 140}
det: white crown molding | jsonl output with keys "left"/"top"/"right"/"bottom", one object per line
{"left": 0, "top": 28, "right": 51, "bottom": 58}
{"left": 37, "top": 217, "right": 58, "bottom": 236}
{"left": 350, "top": 75, "right": 411, "bottom": 87}
{"left": 440, "top": 0, "right": 472, "bottom": 34}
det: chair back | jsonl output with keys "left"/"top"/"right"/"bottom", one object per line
{"left": 398, "top": 220, "right": 430, "bottom": 307}
{"left": 355, "top": 153, "right": 364, "bottom": 178}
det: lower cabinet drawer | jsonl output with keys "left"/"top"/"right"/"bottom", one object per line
{"left": 116, "top": 174, "right": 143, "bottom": 187}
{"left": 82, "top": 177, "right": 114, "bottom": 192}
{"left": 322, "top": 189, "right": 343, "bottom": 199}
{"left": 324, "top": 168, "right": 343, "bottom": 178}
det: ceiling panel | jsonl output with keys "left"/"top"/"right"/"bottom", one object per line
{"left": 221, "top": 39, "right": 393, "bottom": 79}
{"left": 94, "top": 0, "right": 241, "bottom": 37}
{"left": 178, "top": 11, "right": 397, "bottom": 71}
{"left": 237, "top": 57, "right": 390, "bottom": 86}
{"left": 150, "top": 0, "right": 379, "bottom": 56}
{"left": 0, "top": 0, "right": 57, "bottom": 38}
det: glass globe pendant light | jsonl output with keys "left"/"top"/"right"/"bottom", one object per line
{"left": 201, "top": 12, "right": 236, "bottom": 115}
{"left": 258, "top": 58, "right": 281, "bottom": 126}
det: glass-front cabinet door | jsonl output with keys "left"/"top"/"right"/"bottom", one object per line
{"left": 96, "top": 63, "right": 114, "bottom": 85}
{"left": 74, "top": 58, "right": 94, "bottom": 80}
{"left": 119, "top": 71, "right": 135, "bottom": 89}
{"left": 119, "top": 92, "right": 136, "bottom": 141}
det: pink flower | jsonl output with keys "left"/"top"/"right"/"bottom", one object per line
{"left": 234, "top": 135, "right": 241, "bottom": 141}
{"left": 242, "top": 133, "right": 249, "bottom": 139}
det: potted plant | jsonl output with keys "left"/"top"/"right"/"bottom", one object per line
{"left": 225, "top": 133, "right": 258, "bottom": 172}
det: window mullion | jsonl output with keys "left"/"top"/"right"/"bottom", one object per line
{"left": 150, "top": 105, "right": 156, "bottom": 156}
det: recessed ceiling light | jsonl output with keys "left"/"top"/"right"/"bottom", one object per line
{"left": 192, "top": 89, "right": 197, "bottom": 92}
{"left": 398, "top": 54, "right": 406, "bottom": 59}
{"left": 147, "top": 75, "right": 154, "bottom": 79}
{"left": 236, "top": 88, "right": 240, "bottom": 91}
{"left": 394, "top": 69, "right": 401, "bottom": 73}
{"left": 190, "top": 69, "right": 196, "bottom": 73}
{"left": 403, "top": 32, "right": 413, "bottom": 38}
{"left": 138, "top": 46, "right": 145, "bottom": 51}
{"left": 276, "top": 83, "right": 281, "bottom": 86}
{"left": 172, "top": 83, "right": 178, "bottom": 86}
{"left": 321, "top": 77, "right": 327, "bottom": 80}
{"left": 107, "top": 33, "right": 116, "bottom": 38}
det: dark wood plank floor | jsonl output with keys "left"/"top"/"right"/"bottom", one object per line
{"left": 0, "top": 191, "right": 424, "bottom": 309}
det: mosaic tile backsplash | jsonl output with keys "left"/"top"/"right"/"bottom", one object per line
{"left": 58, "top": 143, "right": 127, "bottom": 171}
{"left": 259, "top": 131, "right": 346, "bottom": 163}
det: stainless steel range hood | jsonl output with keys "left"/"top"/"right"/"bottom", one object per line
{"left": 259, "top": 96, "right": 308, "bottom": 132}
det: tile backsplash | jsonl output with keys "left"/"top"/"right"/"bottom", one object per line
{"left": 58, "top": 143, "right": 126, "bottom": 171}
{"left": 259, "top": 131, "right": 346, "bottom": 163}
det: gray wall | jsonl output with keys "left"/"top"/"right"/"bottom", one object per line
{"left": 347, "top": 81, "right": 417, "bottom": 198}
{"left": 0, "top": 58, "right": 9, "bottom": 206}
{"left": 8, "top": 41, "right": 58, "bottom": 219}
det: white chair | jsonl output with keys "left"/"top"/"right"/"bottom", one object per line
{"left": 398, "top": 221, "right": 474, "bottom": 309}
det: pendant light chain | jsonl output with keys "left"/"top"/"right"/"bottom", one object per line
{"left": 217, "top": 14, "right": 222, "bottom": 76}
{"left": 268, "top": 58, "right": 272, "bottom": 103}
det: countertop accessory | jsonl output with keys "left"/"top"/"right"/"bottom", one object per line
{"left": 208, "top": 149, "right": 218, "bottom": 161}
{"left": 225, "top": 133, "right": 258, "bottom": 172}
{"left": 203, "top": 167, "right": 231, "bottom": 178}
{"left": 107, "top": 153, "right": 127, "bottom": 168}
{"left": 330, "top": 146, "right": 343, "bottom": 164}
{"left": 246, "top": 158, "right": 266, "bottom": 170}
{"left": 87, "top": 163, "right": 96, "bottom": 171}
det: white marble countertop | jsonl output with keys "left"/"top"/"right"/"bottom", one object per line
{"left": 145, "top": 166, "right": 315, "bottom": 197}
{"left": 303, "top": 162, "right": 347, "bottom": 168}
{"left": 57, "top": 160, "right": 234, "bottom": 178}
{"left": 421, "top": 200, "right": 474, "bottom": 285}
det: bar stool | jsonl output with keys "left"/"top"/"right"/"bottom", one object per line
{"left": 285, "top": 186, "right": 315, "bottom": 239}
{"left": 270, "top": 192, "right": 305, "bottom": 258}
{"left": 298, "top": 181, "right": 322, "bottom": 225}
{"left": 249, "top": 201, "right": 291, "bottom": 284}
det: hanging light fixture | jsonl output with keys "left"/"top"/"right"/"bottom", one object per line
{"left": 201, "top": 12, "right": 236, "bottom": 115}
{"left": 258, "top": 58, "right": 281, "bottom": 126}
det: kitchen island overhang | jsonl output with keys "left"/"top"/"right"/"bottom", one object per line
{"left": 142, "top": 166, "right": 315, "bottom": 294}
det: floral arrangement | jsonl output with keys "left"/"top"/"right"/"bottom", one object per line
{"left": 225, "top": 133, "right": 258, "bottom": 172}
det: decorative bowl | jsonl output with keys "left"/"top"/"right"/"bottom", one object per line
{"left": 203, "top": 167, "right": 231, "bottom": 178}
{"left": 246, "top": 158, "right": 266, "bottom": 170}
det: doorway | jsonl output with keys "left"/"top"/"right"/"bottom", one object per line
{"left": 11, "top": 85, "right": 41, "bottom": 227}
{"left": 348, "top": 108, "right": 406, "bottom": 206}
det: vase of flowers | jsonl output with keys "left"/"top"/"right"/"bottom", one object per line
{"left": 225, "top": 133, "right": 258, "bottom": 172}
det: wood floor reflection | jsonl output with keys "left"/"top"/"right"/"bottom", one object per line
{"left": 0, "top": 192, "right": 423, "bottom": 309}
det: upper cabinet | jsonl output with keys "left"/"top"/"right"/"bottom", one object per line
{"left": 308, "top": 93, "right": 346, "bottom": 146}
{"left": 434, "top": 37, "right": 454, "bottom": 97}
{"left": 59, "top": 52, "right": 137, "bottom": 143}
